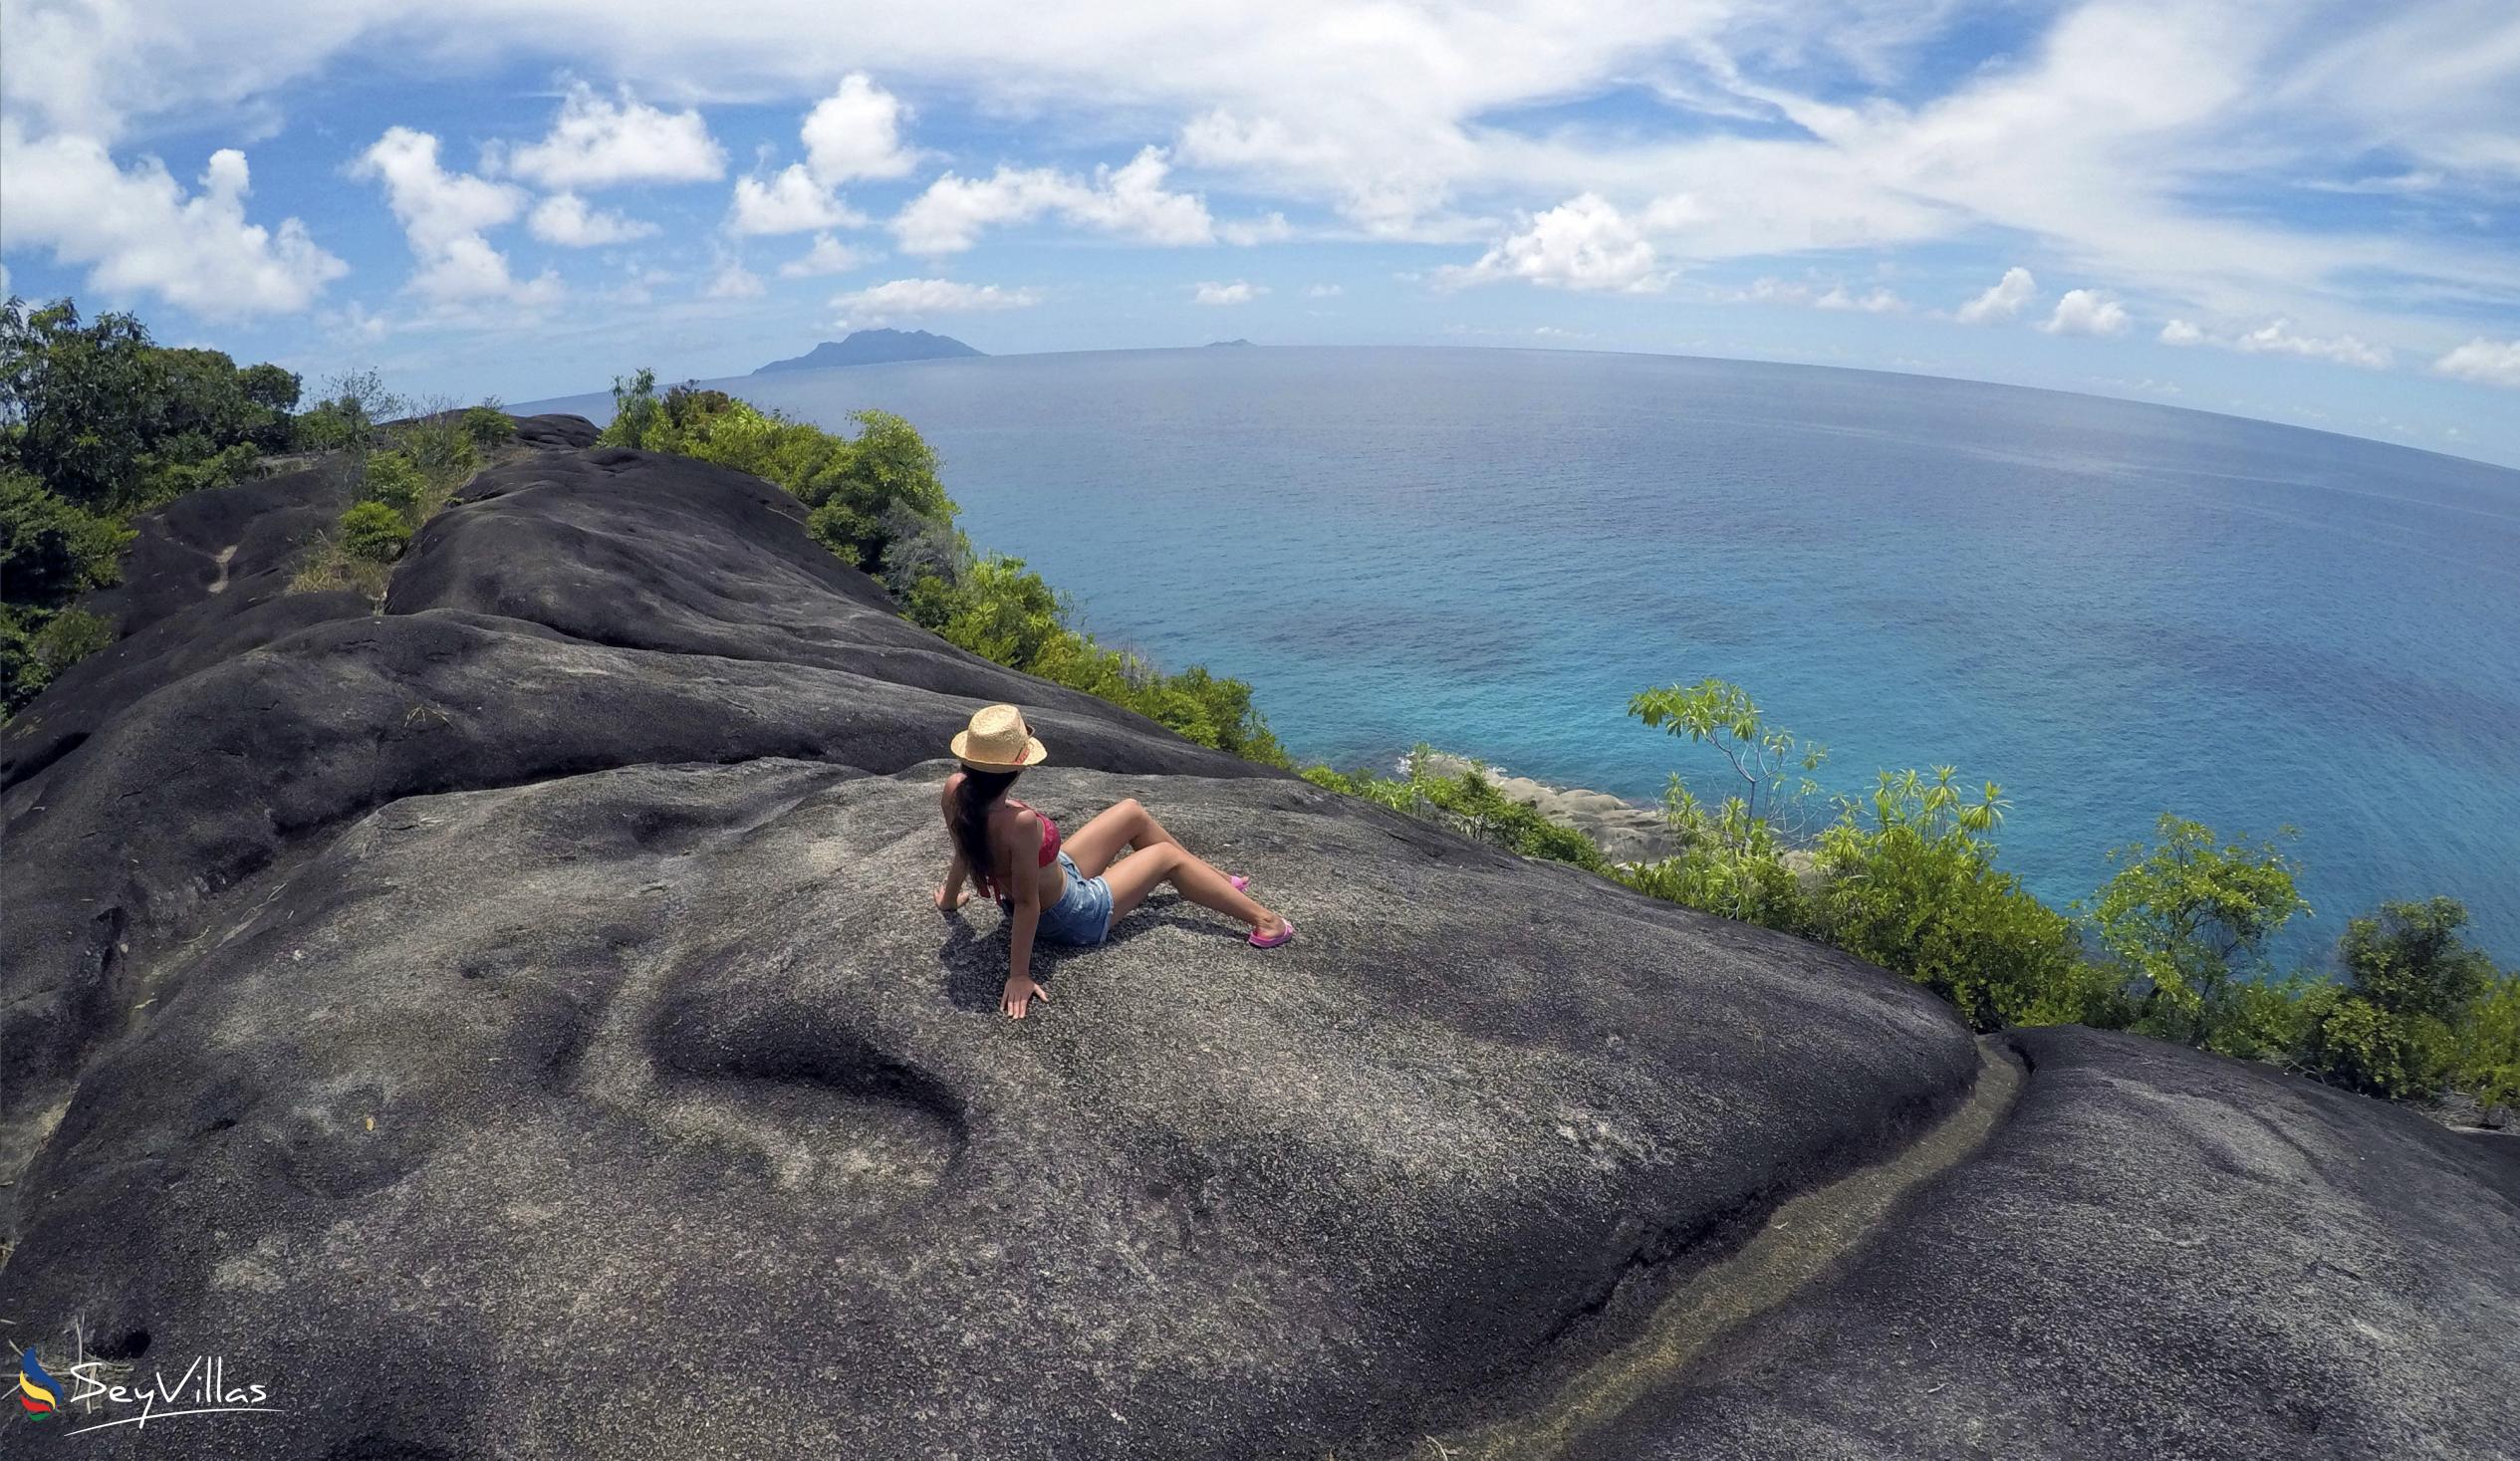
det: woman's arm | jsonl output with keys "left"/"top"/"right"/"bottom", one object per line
{"left": 1001, "top": 811, "right": 1050, "bottom": 1019}
{"left": 936, "top": 845, "right": 972, "bottom": 911}
{"left": 935, "top": 778, "right": 972, "bottom": 911}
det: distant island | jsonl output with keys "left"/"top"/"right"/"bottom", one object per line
{"left": 1206, "top": 339, "right": 1258, "bottom": 349}
{"left": 753, "top": 330, "right": 985, "bottom": 373}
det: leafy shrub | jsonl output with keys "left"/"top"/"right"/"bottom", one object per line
{"left": 463, "top": 404, "right": 515, "bottom": 446}
{"left": 2, "top": 469, "right": 131, "bottom": 608}
{"left": 1617, "top": 790, "right": 1803, "bottom": 931}
{"left": 1, "top": 299, "right": 298, "bottom": 514}
{"left": 2088, "top": 815, "right": 2309, "bottom": 1044}
{"left": 363, "top": 451, "right": 427, "bottom": 515}
{"left": 1806, "top": 768, "right": 2093, "bottom": 1030}
{"left": 2298, "top": 898, "right": 2495, "bottom": 1099}
{"left": 598, "top": 368, "right": 1288, "bottom": 765}
{"left": 341, "top": 501, "right": 412, "bottom": 563}
{"left": 1300, "top": 750, "right": 1611, "bottom": 872}
{"left": 293, "top": 400, "right": 367, "bottom": 454}
{"left": 2453, "top": 975, "right": 2520, "bottom": 1114}
{"left": 389, "top": 400, "right": 477, "bottom": 500}
{"left": 1629, "top": 678, "right": 1827, "bottom": 833}
{"left": 1, "top": 605, "right": 117, "bottom": 711}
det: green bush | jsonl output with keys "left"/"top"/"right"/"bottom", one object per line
{"left": 341, "top": 501, "right": 412, "bottom": 563}
{"left": 1806, "top": 768, "right": 2094, "bottom": 1030}
{"left": 1300, "top": 750, "right": 1610, "bottom": 872}
{"left": 598, "top": 368, "right": 1289, "bottom": 766}
{"left": 1, "top": 298, "right": 296, "bottom": 514}
{"left": 363, "top": 451, "right": 427, "bottom": 515}
{"left": 1616, "top": 789, "right": 1803, "bottom": 931}
{"left": 2298, "top": 898, "right": 2495, "bottom": 1099}
{"left": 2453, "top": 975, "right": 2520, "bottom": 1114}
{"left": 1, "top": 605, "right": 117, "bottom": 711}
{"left": 2088, "top": 815, "right": 2309, "bottom": 1044}
{"left": 2, "top": 469, "right": 131, "bottom": 608}
{"left": 463, "top": 404, "right": 516, "bottom": 446}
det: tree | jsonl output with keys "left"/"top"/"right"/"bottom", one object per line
{"left": 2088, "top": 815, "right": 2308, "bottom": 1041}
{"left": 1, "top": 469, "right": 131, "bottom": 609}
{"left": 1629, "top": 678, "right": 1827, "bottom": 833}
{"left": 1807, "top": 767, "right": 2098, "bottom": 1030}
{"left": 340, "top": 501, "right": 412, "bottom": 563}
{"left": 2453, "top": 975, "right": 2520, "bottom": 1116}
{"left": 0, "top": 300, "right": 302, "bottom": 513}
{"left": 2299, "top": 898, "right": 2496, "bottom": 1100}
{"left": 1, "top": 299, "right": 164, "bottom": 510}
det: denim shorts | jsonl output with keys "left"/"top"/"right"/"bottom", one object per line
{"left": 1000, "top": 851, "right": 1114, "bottom": 945}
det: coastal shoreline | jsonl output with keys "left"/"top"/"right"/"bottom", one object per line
{"left": 1397, "top": 748, "right": 1679, "bottom": 864}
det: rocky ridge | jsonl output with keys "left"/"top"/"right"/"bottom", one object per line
{"left": 1, "top": 416, "right": 2511, "bottom": 1460}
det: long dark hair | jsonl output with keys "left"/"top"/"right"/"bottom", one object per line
{"left": 950, "top": 765, "right": 1024, "bottom": 897}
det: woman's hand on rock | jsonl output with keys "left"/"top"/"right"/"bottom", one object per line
{"left": 1001, "top": 974, "right": 1049, "bottom": 1020}
{"left": 935, "top": 884, "right": 971, "bottom": 912}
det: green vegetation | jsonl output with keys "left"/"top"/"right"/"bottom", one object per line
{"left": 7, "top": 304, "right": 2505, "bottom": 1119}
{"left": 2, "top": 297, "right": 523, "bottom": 702}
{"left": 2, "top": 298, "right": 301, "bottom": 712}
{"left": 1582, "top": 676, "right": 2506, "bottom": 1108}
{"left": 340, "top": 501, "right": 414, "bottom": 563}
{"left": 600, "top": 370, "right": 1288, "bottom": 764}
{"left": 595, "top": 366, "right": 2510, "bottom": 1114}
{"left": 1300, "top": 751, "right": 1612, "bottom": 872}
{"left": 2088, "top": 815, "right": 2310, "bottom": 1044}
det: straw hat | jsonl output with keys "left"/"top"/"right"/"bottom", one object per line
{"left": 950, "top": 703, "right": 1049, "bottom": 770}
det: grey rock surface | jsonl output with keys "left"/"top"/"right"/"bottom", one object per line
{"left": 5, "top": 418, "right": 2509, "bottom": 1460}
{"left": 1, "top": 419, "right": 1979, "bottom": 1458}
{"left": 1564, "top": 1025, "right": 2520, "bottom": 1461}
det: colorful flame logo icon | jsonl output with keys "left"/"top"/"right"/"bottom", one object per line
{"left": 18, "top": 1348, "right": 62, "bottom": 1415}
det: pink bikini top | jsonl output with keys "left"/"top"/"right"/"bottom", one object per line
{"left": 1007, "top": 797, "right": 1061, "bottom": 866}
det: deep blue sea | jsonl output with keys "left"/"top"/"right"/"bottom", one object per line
{"left": 524, "top": 348, "right": 2520, "bottom": 965}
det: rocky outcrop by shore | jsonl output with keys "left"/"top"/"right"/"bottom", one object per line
{"left": 1405, "top": 748, "right": 1682, "bottom": 862}
{"left": 3, "top": 419, "right": 2512, "bottom": 1459}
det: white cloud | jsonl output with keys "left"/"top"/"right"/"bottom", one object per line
{"left": 1956, "top": 266, "right": 2037, "bottom": 324}
{"left": 892, "top": 146, "right": 1211, "bottom": 254}
{"left": 2302, "top": 170, "right": 2443, "bottom": 195}
{"left": 0, "top": 121, "right": 345, "bottom": 318}
{"left": 498, "top": 82, "right": 724, "bottom": 190}
{"left": 2162, "top": 316, "right": 2393, "bottom": 367}
{"left": 1192, "top": 280, "right": 1264, "bottom": 305}
{"left": 2039, "top": 288, "right": 2131, "bottom": 337}
{"left": 705, "top": 258, "right": 765, "bottom": 299}
{"left": 1745, "top": 277, "right": 1904, "bottom": 313}
{"left": 2431, "top": 338, "right": 2520, "bottom": 386}
{"left": 527, "top": 192, "right": 656, "bottom": 246}
{"left": 354, "top": 126, "right": 555, "bottom": 304}
{"left": 729, "top": 163, "right": 867, "bottom": 236}
{"left": 2231, "top": 318, "right": 2389, "bottom": 367}
{"left": 1219, "top": 211, "right": 1293, "bottom": 246}
{"left": 830, "top": 276, "right": 1039, "bottom": 327}
{"left": 1438, "top": 193, "right": 1665, "bottom": 293}
{"left": 778, "top": 233, "right": 874, "bottom": 279}
{"left": 1306, "top": 283, "right": 1344, "bottom": 298}
{"left": 801, "top": 73, "right": 915, "bottom": 184}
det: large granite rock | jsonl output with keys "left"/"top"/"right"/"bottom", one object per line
{"left": 2, "top": 418, "right": 2509, "bottom": 1459}
{"left": 1558, "top": 1026, "right": 2520, "bottom": 1461}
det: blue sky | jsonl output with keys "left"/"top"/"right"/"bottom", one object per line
{"left": 4, "top": 0, "right": 2518, "bottom": 465}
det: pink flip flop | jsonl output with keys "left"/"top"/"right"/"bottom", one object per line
{"left": 1249, "top": 915, "right": 1295, "bottom": 949}
{"left": 1230, "top": 873, "right": 1250, "bottom": 892}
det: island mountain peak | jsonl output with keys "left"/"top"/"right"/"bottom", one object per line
{"left": 754, "top": 329, "right": 984, "bottom": 372}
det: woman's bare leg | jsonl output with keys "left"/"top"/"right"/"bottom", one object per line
{"left": 1062, "top": 797, "right": 1179, "bottom": 877}
{"left": 1101, "top": 843, "right": 1284, "bottom": 937}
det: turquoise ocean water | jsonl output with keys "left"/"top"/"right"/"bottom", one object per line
{"left": 525, "top": 347, "right": 2520, "bottom": 964}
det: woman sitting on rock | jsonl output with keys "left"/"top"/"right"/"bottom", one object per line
{"left": 933, "top": 703, "right": 1295, "bottom": 1018}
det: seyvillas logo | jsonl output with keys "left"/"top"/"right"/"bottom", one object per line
{"left": 19, "top": 1349, "right": 63, "bottom": 1415}
{"left": 13, "top": 1346, "right": 286, "bottom": 1438}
